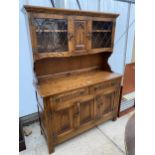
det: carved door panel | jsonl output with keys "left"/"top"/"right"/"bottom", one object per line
{"left": 52, "top": 102, "right": 76, "bottom": 139}
{"left": 95, "top": 90, "right": 116, "bottom": 120}
{"left": 74, "top": 20, "right": 87, "bottom": 53}
{"left": 75, "top": 97, "right": 95, "bottom": 128}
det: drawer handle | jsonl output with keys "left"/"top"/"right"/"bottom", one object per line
{"left": 111, "top": 82, "right": 115, "bottom": 86}
{"left": 55, "top": 98, "right": 60, "bottom": 102}
{"left": 75, "top": 111, "right": 80, "bottom": 116}
{"left": 97, "top": 102, "right": 101, "bottom": 108}
{"left": 80, "top": 91, "right": 84, "bottom": 95}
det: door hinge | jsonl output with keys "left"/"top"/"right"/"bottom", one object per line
{"left": 32, "top": 48, "right": 37, "bottom": 53}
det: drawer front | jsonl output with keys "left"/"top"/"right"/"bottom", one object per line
{"left": 89, "top": 79, "right": 120, "bottom": 94}
{"left": 50, "top": 88, "right": 89, "bottom": 103}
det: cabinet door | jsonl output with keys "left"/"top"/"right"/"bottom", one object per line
{"left": 30, "top": 15, "right": 72, "bottom": 59}
{"left": 91, "top": 20, "right": 114, "bottom": 53}
{"left": 52, "top": 102, "right": 76, "bottom": 139}
{"left": 95, "top": 90, "right": 116, "bottom": 120}
{"left": 75, "top": 97, "right": 95, "bottom": 128}
{"left": 73, "top": 20, "right": 88, "bottom": 54}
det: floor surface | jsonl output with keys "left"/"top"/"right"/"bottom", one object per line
{"left": 20, "top": 111, "right": 134, "bottom": 155}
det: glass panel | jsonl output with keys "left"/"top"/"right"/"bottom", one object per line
{"left": 33, "top": 18, "right": 68, "bottom": 52}
{"left": 92, "top": 32, "right": 112, "bottom": 48}
{"left": 92, "top": 21, "right": 113, "bottom": 49}
{"left": 36, "top": 32, "right": 68, "bottom": 52}
{"left": 93, "top": 21, "right": 112, "bottom": 30}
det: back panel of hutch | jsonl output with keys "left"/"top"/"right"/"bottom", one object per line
{"left": 24, "top": 5, "right": 122, "bottom": 154}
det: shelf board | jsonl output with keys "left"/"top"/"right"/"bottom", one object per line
{"left": 33, "top": 51, "right": 69, "bottom": 61}
{"left": 36, "top": 29, "right": 67, "bottom": 33}
{"left": 92, "top": 30, "right": 112, "bottom": 32}
{"left": 33, "top": 48, "right": 113, "bottom": 61}
{"left": 36, "top": 30, "right": 111, "bottom": 33}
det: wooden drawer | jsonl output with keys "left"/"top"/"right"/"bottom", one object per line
{"left": 89, "top": 79, "right": 120, "bottom": 94}
{"left": 50, "top": 88, "right": 89, "bottom": 103}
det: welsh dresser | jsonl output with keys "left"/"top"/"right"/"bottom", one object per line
{"left": 24, "top": 5, "right": 122, "bottom": 154}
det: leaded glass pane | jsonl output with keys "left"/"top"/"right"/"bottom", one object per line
{"left": 33, "top": 18, "right": 68, "bottom": 53}
{"left": 92, "top": 32, "right": 112, "bottom": 48}
{"left": 92, "top": 21, "right": 113, "bottom": 49}
{"left": 93, "top": 21, "right": 112, "bottom": 30}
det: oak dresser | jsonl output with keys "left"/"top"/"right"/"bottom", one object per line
{"left": 24, "top": 5, "right": 122, "bottom": 154}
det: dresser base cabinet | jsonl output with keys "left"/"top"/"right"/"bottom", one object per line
{"left": 24, "top": 6, "right": 121, "bottom": 154}
{"left": 37, "top": 74, "right": 121, "bottom": 154}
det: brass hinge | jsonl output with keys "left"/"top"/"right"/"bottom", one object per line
{"left": 32, "top": 48, "right": 37, "bottom": 53}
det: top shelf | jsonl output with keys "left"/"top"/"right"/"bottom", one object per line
{"left": 36, "top": 29, "right": 67, "bottom": 33}
{"left": 33, "top": 48, "right": 113, "bottom": 61}
{"left": 92, "top": 30, "right": 112, "bottom": 33}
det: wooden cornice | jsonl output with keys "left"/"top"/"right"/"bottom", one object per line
{"left": 24, "top": 5, "right": 119, "bottom": 18}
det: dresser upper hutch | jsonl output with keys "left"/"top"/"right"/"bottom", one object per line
{"left": 24, "top": 5, "right": 119, "bottom": 61}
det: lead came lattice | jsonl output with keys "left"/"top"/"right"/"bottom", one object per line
{"left": 92, "top": 21, "right": 113, "bottom": 48}
{"left": 33, "top": 18, "right": 68, "bottom": 52}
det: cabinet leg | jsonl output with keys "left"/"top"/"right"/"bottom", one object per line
{"left": 37, "top": 104, "right": 43, "bottom": 135}
{"left": 48, "top": 147, "right": 54, "bottom": 154}
{"left": 47, "top": 138, "right": 55, "bottom": 154}
{"left": 41, "top": 129, "right": 43, "bottom": 135}
{"left": 112, "top": 116, "right": 117, "bottom": 121}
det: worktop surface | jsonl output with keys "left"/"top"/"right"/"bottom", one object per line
{"left": 38, "top": 70, "right": 121, "bottom": 97}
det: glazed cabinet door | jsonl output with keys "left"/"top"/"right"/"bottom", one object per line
{"left": 29, "top": 14, "right": 73, "bottom": 60}
{"left": 95, "top": 89, "right": 116, "bottom": 120}
{"left": 90, "top": 19, "right": 115, "bottom": 53}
